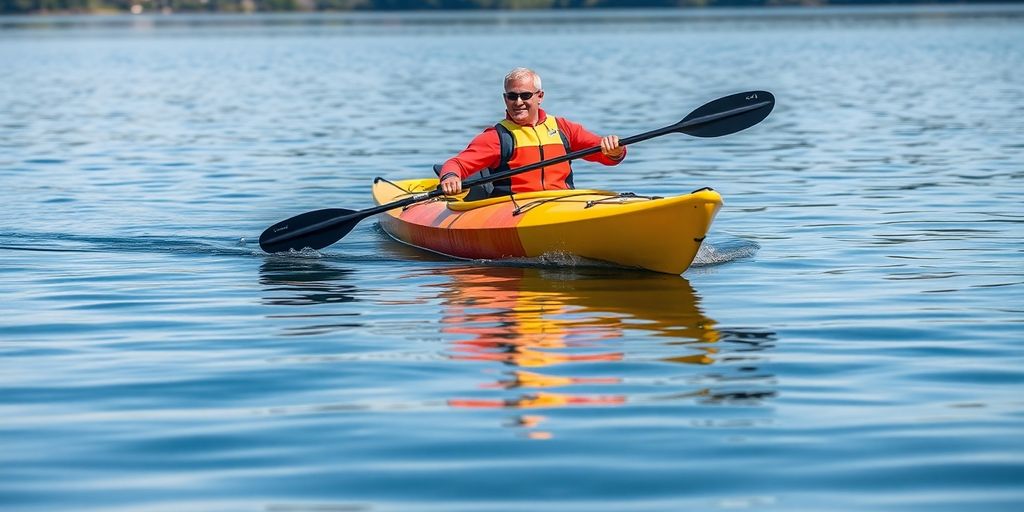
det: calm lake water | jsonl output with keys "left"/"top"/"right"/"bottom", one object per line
{"left": 2, "top": 5, "right": 1023, "bottom": 511}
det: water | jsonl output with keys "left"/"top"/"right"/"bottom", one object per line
{"left": 2, "top": 6, "right": 1023, "bottom": 511}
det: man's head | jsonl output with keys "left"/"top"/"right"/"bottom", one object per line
{"left": 503, "top": 67, "right": 544, "bottom": 126}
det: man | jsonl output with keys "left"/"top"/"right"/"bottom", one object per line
{"left": 438, "top": 67, "right": 626, "bottom": 198}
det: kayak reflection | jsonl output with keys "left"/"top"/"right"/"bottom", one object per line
{"left": 434, "top": 266, "right": 760, "bottom": 438}
{"left": 439, "top": 266, "right": 720, "bottom": 364}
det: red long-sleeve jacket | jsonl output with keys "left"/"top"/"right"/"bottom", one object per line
{"left": 439, "top": 109, "right": 625, "bottom": 192}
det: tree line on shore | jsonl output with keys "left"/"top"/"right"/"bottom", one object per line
{"left": 0, "top": 0, "right": 998, "bottom": 15}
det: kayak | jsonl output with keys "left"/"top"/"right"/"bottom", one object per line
{"left": 372, "top": 177, "right": 723, "bottom": 274}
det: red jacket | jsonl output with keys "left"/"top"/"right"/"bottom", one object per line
{"left": 440, "top": 109, "right": 625, "bottom": 193}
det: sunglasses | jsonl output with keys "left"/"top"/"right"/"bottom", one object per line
{"left": 504, "top": 90, "right": 540, "bottom": 101}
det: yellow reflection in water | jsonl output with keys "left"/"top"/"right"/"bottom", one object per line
{"left": 257, "top": 259, "right": 773, "bottom": 435}
{"left": 435, "top": 266, "right": 721, "bottom": 439}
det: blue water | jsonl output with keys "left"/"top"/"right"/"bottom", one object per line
{"left": 2, "top": 6, "right": 1023, "bottom": 511}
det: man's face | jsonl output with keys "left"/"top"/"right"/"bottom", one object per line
{"left": 504, "top": 77, "right": 543, "bottom": 126}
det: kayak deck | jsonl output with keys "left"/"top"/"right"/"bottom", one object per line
{"left": 372, "top": 177, "right": 722, "bottom": 274}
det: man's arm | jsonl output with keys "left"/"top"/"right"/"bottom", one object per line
{"left": 439, "top": 128, "right": 502, "bottom": 195}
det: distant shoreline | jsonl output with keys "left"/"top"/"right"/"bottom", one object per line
{"left": 4, "top": 4, "right": 1024, "bottom": 23}
{"left": 5, "top": 1, "right": 1024, "bottom": 17}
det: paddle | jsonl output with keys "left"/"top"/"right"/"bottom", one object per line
{"left": 259, "top": 90, "right": 774, "bottom": 254}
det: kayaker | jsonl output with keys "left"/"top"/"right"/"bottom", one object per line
{"left": 437, "top": 67, "right": 626, "bottom": 199}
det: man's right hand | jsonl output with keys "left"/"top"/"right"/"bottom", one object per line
{"left": 440, "top": 172, "right": 463, "bottom": 196}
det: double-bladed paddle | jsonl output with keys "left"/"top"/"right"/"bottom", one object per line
{"left": 259, "top": 90, "right": 775, "bottom": 254}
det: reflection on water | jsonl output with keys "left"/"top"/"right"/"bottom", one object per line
{"left": 260, "top": 258, "right": 359, "bottom": 306}
{"left": 259, "top": 259, "right": 363, "bottom": 336}
{"left": 431, "top": 266, "right": 776, "bottom": 438}
{"left": 254, "top": 260, "right": 778, "bottom": 438}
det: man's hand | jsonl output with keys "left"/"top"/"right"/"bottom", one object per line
{"left": 440, "top": 172, "right": 463, "bottom": 196}
{"left": 600, "top": 135, "right": 624, "bottom": 160}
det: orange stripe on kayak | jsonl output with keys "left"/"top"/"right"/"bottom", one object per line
{"left": 395, "top": 200, "right": 527, "bottom": 259}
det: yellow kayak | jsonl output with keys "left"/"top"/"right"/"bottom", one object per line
{"left": 372, "top": 177, "right": 723, "bottom": 274}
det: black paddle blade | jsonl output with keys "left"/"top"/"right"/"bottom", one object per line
{"left": 679, "top": 90, "right": 775, "bottom": 138}
{"left": 259, "top": 208, "right": 359, "bottom": 253}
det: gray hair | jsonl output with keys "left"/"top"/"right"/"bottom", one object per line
{"left": 504, "top": 67, "right": 542, "bottom": 91}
